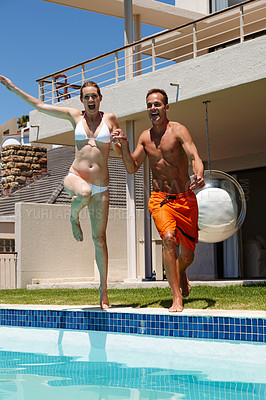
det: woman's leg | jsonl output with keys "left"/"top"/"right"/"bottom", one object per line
{"left": 88, "top": 189, "right": 110, "bottom": 309}
{"left": 64, "top": 174, "right": 92, "bottom": 241}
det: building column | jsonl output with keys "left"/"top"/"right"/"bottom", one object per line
{"left": 143, "top": 157, "right": 152, "bottom": 279}
{"left": 124, "top": 0, "right": 133, "bottom": 44}
{"left": 134, "top": 14, "right": 142, "bottom": 76}
{"left": 125, "top": 120, "right": 137, "bottom": 281}
{"left": 124, "top": 0, "right": 134, "bottom": 79}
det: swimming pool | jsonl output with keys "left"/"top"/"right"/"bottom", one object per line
{"left": 0, "top": 306, "right": 265, "bottom": 400}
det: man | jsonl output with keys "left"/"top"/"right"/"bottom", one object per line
{"left": 112, "top": 88, "right": 205, "bottom": 312}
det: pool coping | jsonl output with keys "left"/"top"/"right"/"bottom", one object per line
{"left": 0, "top": 304, "right": 265, "bottom": 343}
{"left": 0, "top": 304, "right": 265, "bottom": 318}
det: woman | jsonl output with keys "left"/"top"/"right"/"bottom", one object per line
{"left": 0, "top": 75, "right": 120, "bottom": 309}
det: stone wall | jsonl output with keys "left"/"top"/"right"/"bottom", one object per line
{"left": 1, "top": 145, "right": 47, "bottom": 195}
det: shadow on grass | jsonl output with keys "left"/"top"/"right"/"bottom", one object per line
{"left": 151, "top": 297, "right": 216, "bottom": 310}
{"left": 110, "top": 297, "right": 216, "bottom": 310}
{"left": 183, "top": 297, "right": 216, "bottom": 309}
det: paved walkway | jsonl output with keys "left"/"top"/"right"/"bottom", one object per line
{"left": 27, "top": 279, "right": 266, "bottom": 290}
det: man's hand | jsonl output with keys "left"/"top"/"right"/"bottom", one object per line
{"left": 111, "top": 128, "right": 128, "bottom": 145}
{"left": 190, "top": 174, "right": 205, "bottom": 191}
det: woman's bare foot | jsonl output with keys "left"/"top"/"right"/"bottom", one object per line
{"left": 99, "top": 288, "right": 110, "bottom": 310}
{"left": 70, "top": 216, "right": 83, "bottom": 241}
{"left": 180, "top": 270, "right": 191, "bottom": 298}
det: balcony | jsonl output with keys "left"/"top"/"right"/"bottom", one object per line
{"left": 30, "top": 0, "right": 266, "bottom": 172}
{"left": 36, "top": 0, "right": 265, "bottom": 104}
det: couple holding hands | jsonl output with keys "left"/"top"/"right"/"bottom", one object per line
{"left": 0, "top": 75, "right": 204, "bottom": 312}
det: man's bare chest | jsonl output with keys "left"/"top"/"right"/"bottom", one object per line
{"left": 145, "top": 138, "right": 183, "bottom": 165}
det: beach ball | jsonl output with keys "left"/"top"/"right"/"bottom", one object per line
{"left": 193, "top": 170, "right": 246, "bottom": 243}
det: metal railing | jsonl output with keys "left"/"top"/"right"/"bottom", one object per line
{"left": 0, "top": 252, "right": 17, "bottom": 289}
{"left": 37, "top": 0, "right": 266, "bottom": 104}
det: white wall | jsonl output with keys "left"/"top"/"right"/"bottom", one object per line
{"left": 14, "top": 203, "right": 145, "bottom": 288}
{"left": 175, "top": 0, "right": 209, "bottom": 14}
{"left": 15, "top": 203, "right": 96, "bottom": 287}
{"left": 14, "top": 202, "right": 215, "bottom": 287}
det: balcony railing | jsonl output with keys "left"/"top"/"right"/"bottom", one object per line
{"left": 37, "top": 0, "right": 266, "bottom": 104}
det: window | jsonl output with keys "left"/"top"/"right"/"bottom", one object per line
{"left": 210, "top": 0, "right": 244, "bottom": 13}
{"left": 22, "top": 135, "right": 30, "bottom": 145}
{"left": 228, "top": 0, "right": 244, "bottom": 6}
{"left": 0, "top": 239, "right": 15, "bottom": 252}
{"left": 3, "top": 130, "right": 9, "bottom": 135}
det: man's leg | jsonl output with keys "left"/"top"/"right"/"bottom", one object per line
{"left": 177, "top": 243, "right": 194, "bottom": 298}
{"left": 88, "top": 190, "right": 109, "bottom": 310}
{"left": 64, "top": 174, "right": 92, "bottom": 241}
{"left": 162, "top": 230, "right": 183, "bottom": 312}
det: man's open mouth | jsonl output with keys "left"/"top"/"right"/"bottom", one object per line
{"left": 88, "top": 104, "right": 96, "bottom": 110}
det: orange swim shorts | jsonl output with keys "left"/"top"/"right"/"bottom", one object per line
{"left": 148, "top": 190, "right": 199, "bottom": 251}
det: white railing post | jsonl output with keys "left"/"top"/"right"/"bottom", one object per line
{"left": 125, "top": 48, "right": 134, "bottom": 79}
{"left": 152, "top": 38, "right": 156, "bottom": 71}
{"left": 39, "top": 82, "right": 44, "bottom": 102}
{"left": 52, "top": 76, "right": 55, "bottom": 104}
{"left": 240, "top": 5, "right": 244, "bottom": 43}
{"left": 82, "top": 65, "right": 85, "bottom": 84}
{"left": 193, "top": 23, "right": 197, "bottom": 58}
{"left": 115, "top": 51, "right": 119, "bottom": 83}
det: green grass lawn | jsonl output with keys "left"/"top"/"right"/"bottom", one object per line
{"left": 0, "top": 285, "right": 265, "bottom": 310}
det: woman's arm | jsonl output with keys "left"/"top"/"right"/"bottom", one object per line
{"left": 0, "top": 75, "right": 79, "bottom": 123}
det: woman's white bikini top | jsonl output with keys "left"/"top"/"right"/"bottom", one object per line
{"left": 75, "top": 113, "right": 110, "bottom": 143}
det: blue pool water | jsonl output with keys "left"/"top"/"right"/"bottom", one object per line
{"left": 0, "top": 326, "right": 265, "bottom": 399}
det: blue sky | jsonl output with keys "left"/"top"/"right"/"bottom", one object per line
{"left": 0, "top": 0, "right": 174, "bottom": 126}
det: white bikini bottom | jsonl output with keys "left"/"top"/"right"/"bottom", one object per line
{"left": 67, "top": 172, "right": 108, "bottom": 197}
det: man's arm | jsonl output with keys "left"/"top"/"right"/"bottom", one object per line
{"left": 178, "top": 124, "right": 205, "bottom": 190}
{"left": 111, "top": 128, "right": 146, "bottom": 174}
{"left": 107, "top": 113, "right": 122, "bottom": 156}
{"left": 0, "top": 75, "right": 77, "bottom": 123}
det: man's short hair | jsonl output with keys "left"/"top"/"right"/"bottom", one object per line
{"left": 80, "top": 81, "right": 102, "bottom": 99}
{"left": 146, "top": 88, "right": 168, "bottom": 106}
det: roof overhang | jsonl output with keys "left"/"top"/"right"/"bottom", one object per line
{"left": 41, "top": 0, "right": 206, "bottom": 29}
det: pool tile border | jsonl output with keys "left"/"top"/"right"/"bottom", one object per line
{"left": 0, "top": 308, "right": 265, "bottom": 343}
